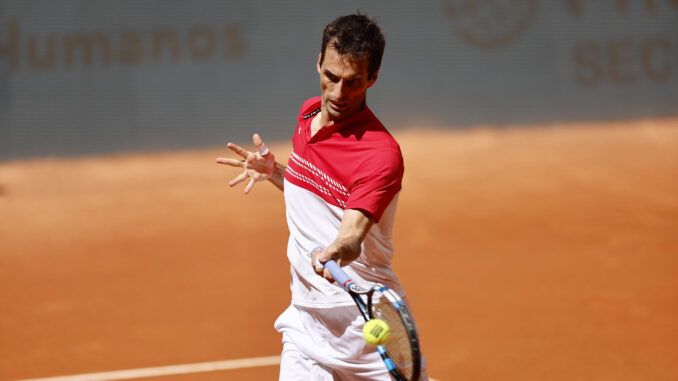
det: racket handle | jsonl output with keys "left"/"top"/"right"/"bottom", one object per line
{"left": 324, "top": 259, "right": 352, "bottom": 289}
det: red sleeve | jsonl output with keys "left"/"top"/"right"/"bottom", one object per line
{"left": 345, "top": 148, "right": 404, "bottom": 222}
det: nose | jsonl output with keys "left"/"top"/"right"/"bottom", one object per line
{"left": 334, "top": 81, "right": 348, "bottom": 100}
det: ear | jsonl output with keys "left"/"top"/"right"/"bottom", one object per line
{"left": 316, "top": 52, "right": 322, "bottom": 75}
{"left": 366, "top": 70, "right": 379, "bottom": 88}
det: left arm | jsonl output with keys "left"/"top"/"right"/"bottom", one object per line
{"left": 312, "top": 208, "right": 374, "bottom": 282}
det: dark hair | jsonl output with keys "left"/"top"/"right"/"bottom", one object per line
{"left": 320, "top": 13, "right": 385, "bottom": 80}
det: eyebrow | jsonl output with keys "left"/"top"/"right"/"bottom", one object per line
{"left": 323, "top": 69, "right": 363, "bottom": 81}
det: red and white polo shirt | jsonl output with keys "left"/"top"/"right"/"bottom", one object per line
{"left": 283, "top": 97, "right": 406, "bottom": 308}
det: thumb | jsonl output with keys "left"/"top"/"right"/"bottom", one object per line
{"left": 311, "top": 247, "right": 325, "bottom": 273}
{"left": 317, "top": 249, "right": 339, "bottom": 265}
{"left": 252, "top": 133, "right": 269, "bottom": 156}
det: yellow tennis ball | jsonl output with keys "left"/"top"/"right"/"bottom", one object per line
{"left": 363, "top": 318, "right": 390, "bottom": 346}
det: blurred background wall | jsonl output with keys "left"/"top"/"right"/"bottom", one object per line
{"left": 1, "top": 0, "right": 677, "bottom": 160}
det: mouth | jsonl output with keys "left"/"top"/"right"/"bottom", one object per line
{"left": 328, "top": 99, "right": 347, "bottom": 112}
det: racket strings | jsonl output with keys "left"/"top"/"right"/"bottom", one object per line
{"left": 373, "top": 300, "right": 415, "bottom": 379}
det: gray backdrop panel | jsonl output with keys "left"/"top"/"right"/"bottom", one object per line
{"left": 1, "top": 1, "right": 677, "bottom": 160}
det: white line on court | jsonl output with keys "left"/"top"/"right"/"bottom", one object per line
{"left": 13, "top": 355, "right": 282, "bottom": 381}
{"left": 13, "top": 355, "right": 441, "bottom": 381}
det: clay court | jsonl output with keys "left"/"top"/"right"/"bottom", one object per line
{"left": 1, "top": 118, "right": 677, "bottom": 380}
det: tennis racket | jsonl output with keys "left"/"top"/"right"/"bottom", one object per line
{"left": 324, "top": 259, "right": 421, "bottom": 381}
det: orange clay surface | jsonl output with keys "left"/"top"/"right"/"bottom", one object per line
{"left": 1, "top": 118, "right": 678, "bottom": 380}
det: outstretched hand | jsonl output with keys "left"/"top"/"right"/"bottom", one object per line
{"left": 216, "top": 133, "right": 276, "bottom": 194}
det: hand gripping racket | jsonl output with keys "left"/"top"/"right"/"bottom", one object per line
{"left": 324, "top": 259, "right": 422, "bottom": 381}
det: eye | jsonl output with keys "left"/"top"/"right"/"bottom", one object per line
{"left": 327, "top": 73, "right": 339, "bottom": 82}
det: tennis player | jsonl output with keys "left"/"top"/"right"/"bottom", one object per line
{"left": 217, "top": 13, "right": 427, "bottom": 380}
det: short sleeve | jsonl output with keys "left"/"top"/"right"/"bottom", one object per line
{"left": 345, "top": 148, "right": 404, "bottom": 222}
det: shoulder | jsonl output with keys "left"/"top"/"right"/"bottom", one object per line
{"left": 373, "top": 146, "right": 404, "bottom": 177}
{"left": 298, "top": 97, "right": 322, "bottom": 120}
{"left": 362, "top": 117, "right": 404, "bottom": 177}
{"left": 354, "top": 131, "right": 403, "bottom": 179}
{"left": 360, "top": 113, "right": 402, "bottom": 156}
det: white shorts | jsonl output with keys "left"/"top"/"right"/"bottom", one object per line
{"left": 274, "top": 303, "right": 428, "bottom": 381}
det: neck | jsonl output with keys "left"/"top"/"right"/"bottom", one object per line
{"left": 320, "top": 99, "right": 367, "bottom": 127}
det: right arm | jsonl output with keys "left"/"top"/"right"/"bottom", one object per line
{"left": 216, "top": 133, "right": 285, "bottom": 193}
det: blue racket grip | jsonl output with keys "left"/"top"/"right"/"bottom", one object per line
{"left": 324, "top": 259, "right": 352, "bottom": 289}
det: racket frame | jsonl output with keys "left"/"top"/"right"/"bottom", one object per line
{"left": 325, "top": 260, "right": 421, "bottom": 381}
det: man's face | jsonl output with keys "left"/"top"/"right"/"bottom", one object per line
{"left": 317, "top": 46, "right": 378, "bottom": 124}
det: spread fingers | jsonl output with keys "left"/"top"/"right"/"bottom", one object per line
{"left": 228, "top": 171, "right": 248, "bottom": 187}
{"left": 227, "top": 142, "right": 251, "bottom": 158}
{"left": 216, "top": 157, "right": 245, "bottom": 167}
